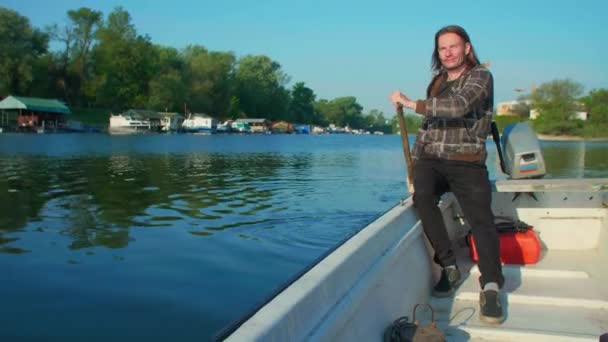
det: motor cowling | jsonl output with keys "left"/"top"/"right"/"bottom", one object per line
{"left": 500, "top": 123, "right": 546, "bottom": 179}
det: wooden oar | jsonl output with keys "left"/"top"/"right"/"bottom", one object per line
{"left": 396, "top": 104, "right": 415, "bottom": 193}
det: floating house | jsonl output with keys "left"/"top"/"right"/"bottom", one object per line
{"left": 271, "top": 120, "right": 293, "bottom": 134}
{"left": 230, "top": 121, "right": 252, "bottom": 133}
{"left": 312, "top": 125, "right": 326, "bottom": 134}
{"left": 109, "top": 113, "right": 150, "bottom": 134}
{"left": 0, "top": 95, "right": 71, "bottom": 133}
{"left": 157, "top": 112, "right": 185, "bottom": 132}
{"left": 109, "top": 109, "right": 162, "bottom": 134}
{"left": 234, "top": 118, "right": 270, "bottom": 133}
{"left": 182, "top": 113, "right": 218, "bottom": 133}
{"left": 293, "top": 124, "right": 311, "bottom": 134}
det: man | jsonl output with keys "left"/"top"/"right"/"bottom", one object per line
{"left": 389, "top": 25, "right": 505, "bottom": 324}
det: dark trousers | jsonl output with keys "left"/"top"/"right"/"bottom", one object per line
{"left": 413, "top": 157, "right": 504, "bottom": 288}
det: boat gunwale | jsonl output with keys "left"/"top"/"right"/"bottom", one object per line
{"left": 214, "top": 197, "right": 415, "bottom": 341}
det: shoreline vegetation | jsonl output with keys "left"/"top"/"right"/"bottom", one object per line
{"left": 0, "top": 7, "right": 395, "bottom": 135}
{"left": 537, "top": 134, "right": 608, "bottom": 142}
{"left": 1, "top": 7, "right": 606, "bottom": 139}
{"left": 65, "top": 108, "right": 608, "bottom": 141}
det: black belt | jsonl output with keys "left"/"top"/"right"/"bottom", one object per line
{"left": 422, "top": 118, "right": 477, "bottom": 130}
{"left": 421, "top": 151, "right": 486, "bottom": 163}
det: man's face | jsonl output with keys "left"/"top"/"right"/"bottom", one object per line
{"left": 438, "top": 32, "right": 471, "bottom": 71}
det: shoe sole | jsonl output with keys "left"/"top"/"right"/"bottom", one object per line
{"left": 431, "top": 277, "right": 464, "bottom": 298}
{"left": 480, "top": 314, "right": 505, "bottom": 324}
{"left": 479, "top": 290, "right": 505, "bottom": 324}
{"left": 432, "top": 288, "right": 455, "bottom": 298}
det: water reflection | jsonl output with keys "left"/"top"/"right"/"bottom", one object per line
{"left": 1, "top": 140, "right": 606, "bottom": 254}
{"left": 541, "top": 141, "right": 608, "bottom": 178}
{"left": 0, "top": 153, "right": 309, "bottom": 252}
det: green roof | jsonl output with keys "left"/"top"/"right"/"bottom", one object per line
{"left": 0, "top": 96, "right": 71, "bottom": 114}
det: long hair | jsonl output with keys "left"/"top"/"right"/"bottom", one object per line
{"left": 431, "top": 25, "right": 480, "bottom": 74}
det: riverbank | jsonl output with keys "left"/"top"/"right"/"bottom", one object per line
{"left": 537, "top": 134, "right": 608, "bottom": 142}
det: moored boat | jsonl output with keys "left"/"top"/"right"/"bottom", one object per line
{"left": 108, "top": 113, "right": 151, "bottom": 134}
{"left": 230, "top": 121, "right": 252, "bottom": 133}
{"left": 182, "top": 113, "right": 217, "bottom": 133}
{"left": 157, "top": 112, "right": 185, "bottom": 133}
{"left": 216, "top": 121, "right": 231, "bottom": 133}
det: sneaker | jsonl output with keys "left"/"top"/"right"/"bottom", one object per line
{"left": 479, "top": 289, "right": 505, "bottom": 324}
{"left": 432, "top": 267, "right": 461, "bottom": 297}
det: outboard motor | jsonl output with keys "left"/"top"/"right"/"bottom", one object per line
{"left": 491, "top": 122, "right": 546, "bottom": 179}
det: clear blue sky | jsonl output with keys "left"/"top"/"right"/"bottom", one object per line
{"left": 3, "top": 0, "right": 607, "bottom": 116}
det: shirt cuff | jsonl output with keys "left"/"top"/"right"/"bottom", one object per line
{"left": 415, "top": 100, "right": 427, "bottom": 115}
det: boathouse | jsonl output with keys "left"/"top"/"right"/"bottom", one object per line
{"left": 0, "top": 96, "right": 71, "bottom": 132}
{"left": 271, "top": 120, "right": 293, "bottom": 133}
{"left": 234, "top": 118, "right": 270, "bottom": 133}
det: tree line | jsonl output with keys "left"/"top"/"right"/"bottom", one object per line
{"left": 495, "top": 79, "right": 608, "bottom": 138}
{"left": 0, "top": 6, "right": 398, "bottom": 132}
{"left": 3, "top": 6, "right": 605, "bottom": 137}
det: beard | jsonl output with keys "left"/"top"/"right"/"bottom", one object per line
{"left": 442, "top": 57, "right": 466, "bottom": 71}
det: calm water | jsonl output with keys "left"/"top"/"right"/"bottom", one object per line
{"left": 0, "top": 134, "right": 606, "bottom": 340}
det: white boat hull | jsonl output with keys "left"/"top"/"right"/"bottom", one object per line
{"left": 222, "top": 179, "right": 608, "bottom": 341}
{"left": 181, "top": 127, "right": 214, "bottom": 133}
{"left": 108, "top": 126, "right": 150, "bottom": 135}
{"left": 109, "top": 115, "right": 152, "bottom": 134}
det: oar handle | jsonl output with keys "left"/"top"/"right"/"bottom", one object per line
{"left": 396, "top": 105, "right": 415, "bottom": 193}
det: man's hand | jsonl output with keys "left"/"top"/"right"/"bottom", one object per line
{"left": 389, "top": 90, "right": 415, "bottom": 110}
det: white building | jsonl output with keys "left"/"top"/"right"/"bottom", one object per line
{"left": 496, "top": 100, "right": 532, "bottom": 116}
{"left": 530, "top": 109, "right": 588, "bottom": 121}
{"left": 182, "top": 113, "right": 217, "bottom": 133}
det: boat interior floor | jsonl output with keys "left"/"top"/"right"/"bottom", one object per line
{"left": 428, "top": 241, "right": 608, "bottom": 342}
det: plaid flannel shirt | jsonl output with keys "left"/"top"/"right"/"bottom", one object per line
{"left": 411, "top": 65, "right": 494, "bottom": 163}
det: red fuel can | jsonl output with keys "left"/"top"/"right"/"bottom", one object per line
{"left": 469, "top": 229, "right": 541, "bottom": 265}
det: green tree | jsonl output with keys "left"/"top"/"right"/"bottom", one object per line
{"left": 66, "top": 7, "right": 103, "bottom": 105}
{"left": 28, "top": 53, "right": 62, "bottom": 98}
{"left": 44, "top": 8, "right": 102, "bottom": 105}
{"left": 147, "top": 45, "right": 186, "bottom": 112}
{"left": 290, "top": 82, "right": 316, "bottom": 123}
{"left": 226, "top": 96, "right": 245, "bottom": 120}
{"left": 148, "top": 69, "right": 187, "bottom": 112}
{"left": 531, "top": 79, "right": 585, "bottom": 135}
{"left": 182, "top": 46, "right": 236, "bottom": 116}
{"left": 365, "top": 109, "right": 392, "bottom": 133}
{"left": 315, "top": 97, "right": 364, "bottom": 128}
{"left": 92, "top": 7, "right": 158, "bottom": 109}
{"left": 0, "top": 7, "right": 48, "bottom": 97}
{"left": 310, "top": 108, "right": 328, "bottom": 126}
{"left": 313, "top": 99, "right": 331, "bottom": 125}
{"left": 45, "top": 22, "right": 75, "bottom": 101}
{"left": 234, "top": 55, "right": 291, "bottom": 120}
{"left": 391, "top": 114, "right": 423, "bottom": 134}
{"left": 581, "top": 88, "right": 608, "bottom": 124}
{"left": 46, "top": 23, "right": 74, "bottom": 73}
